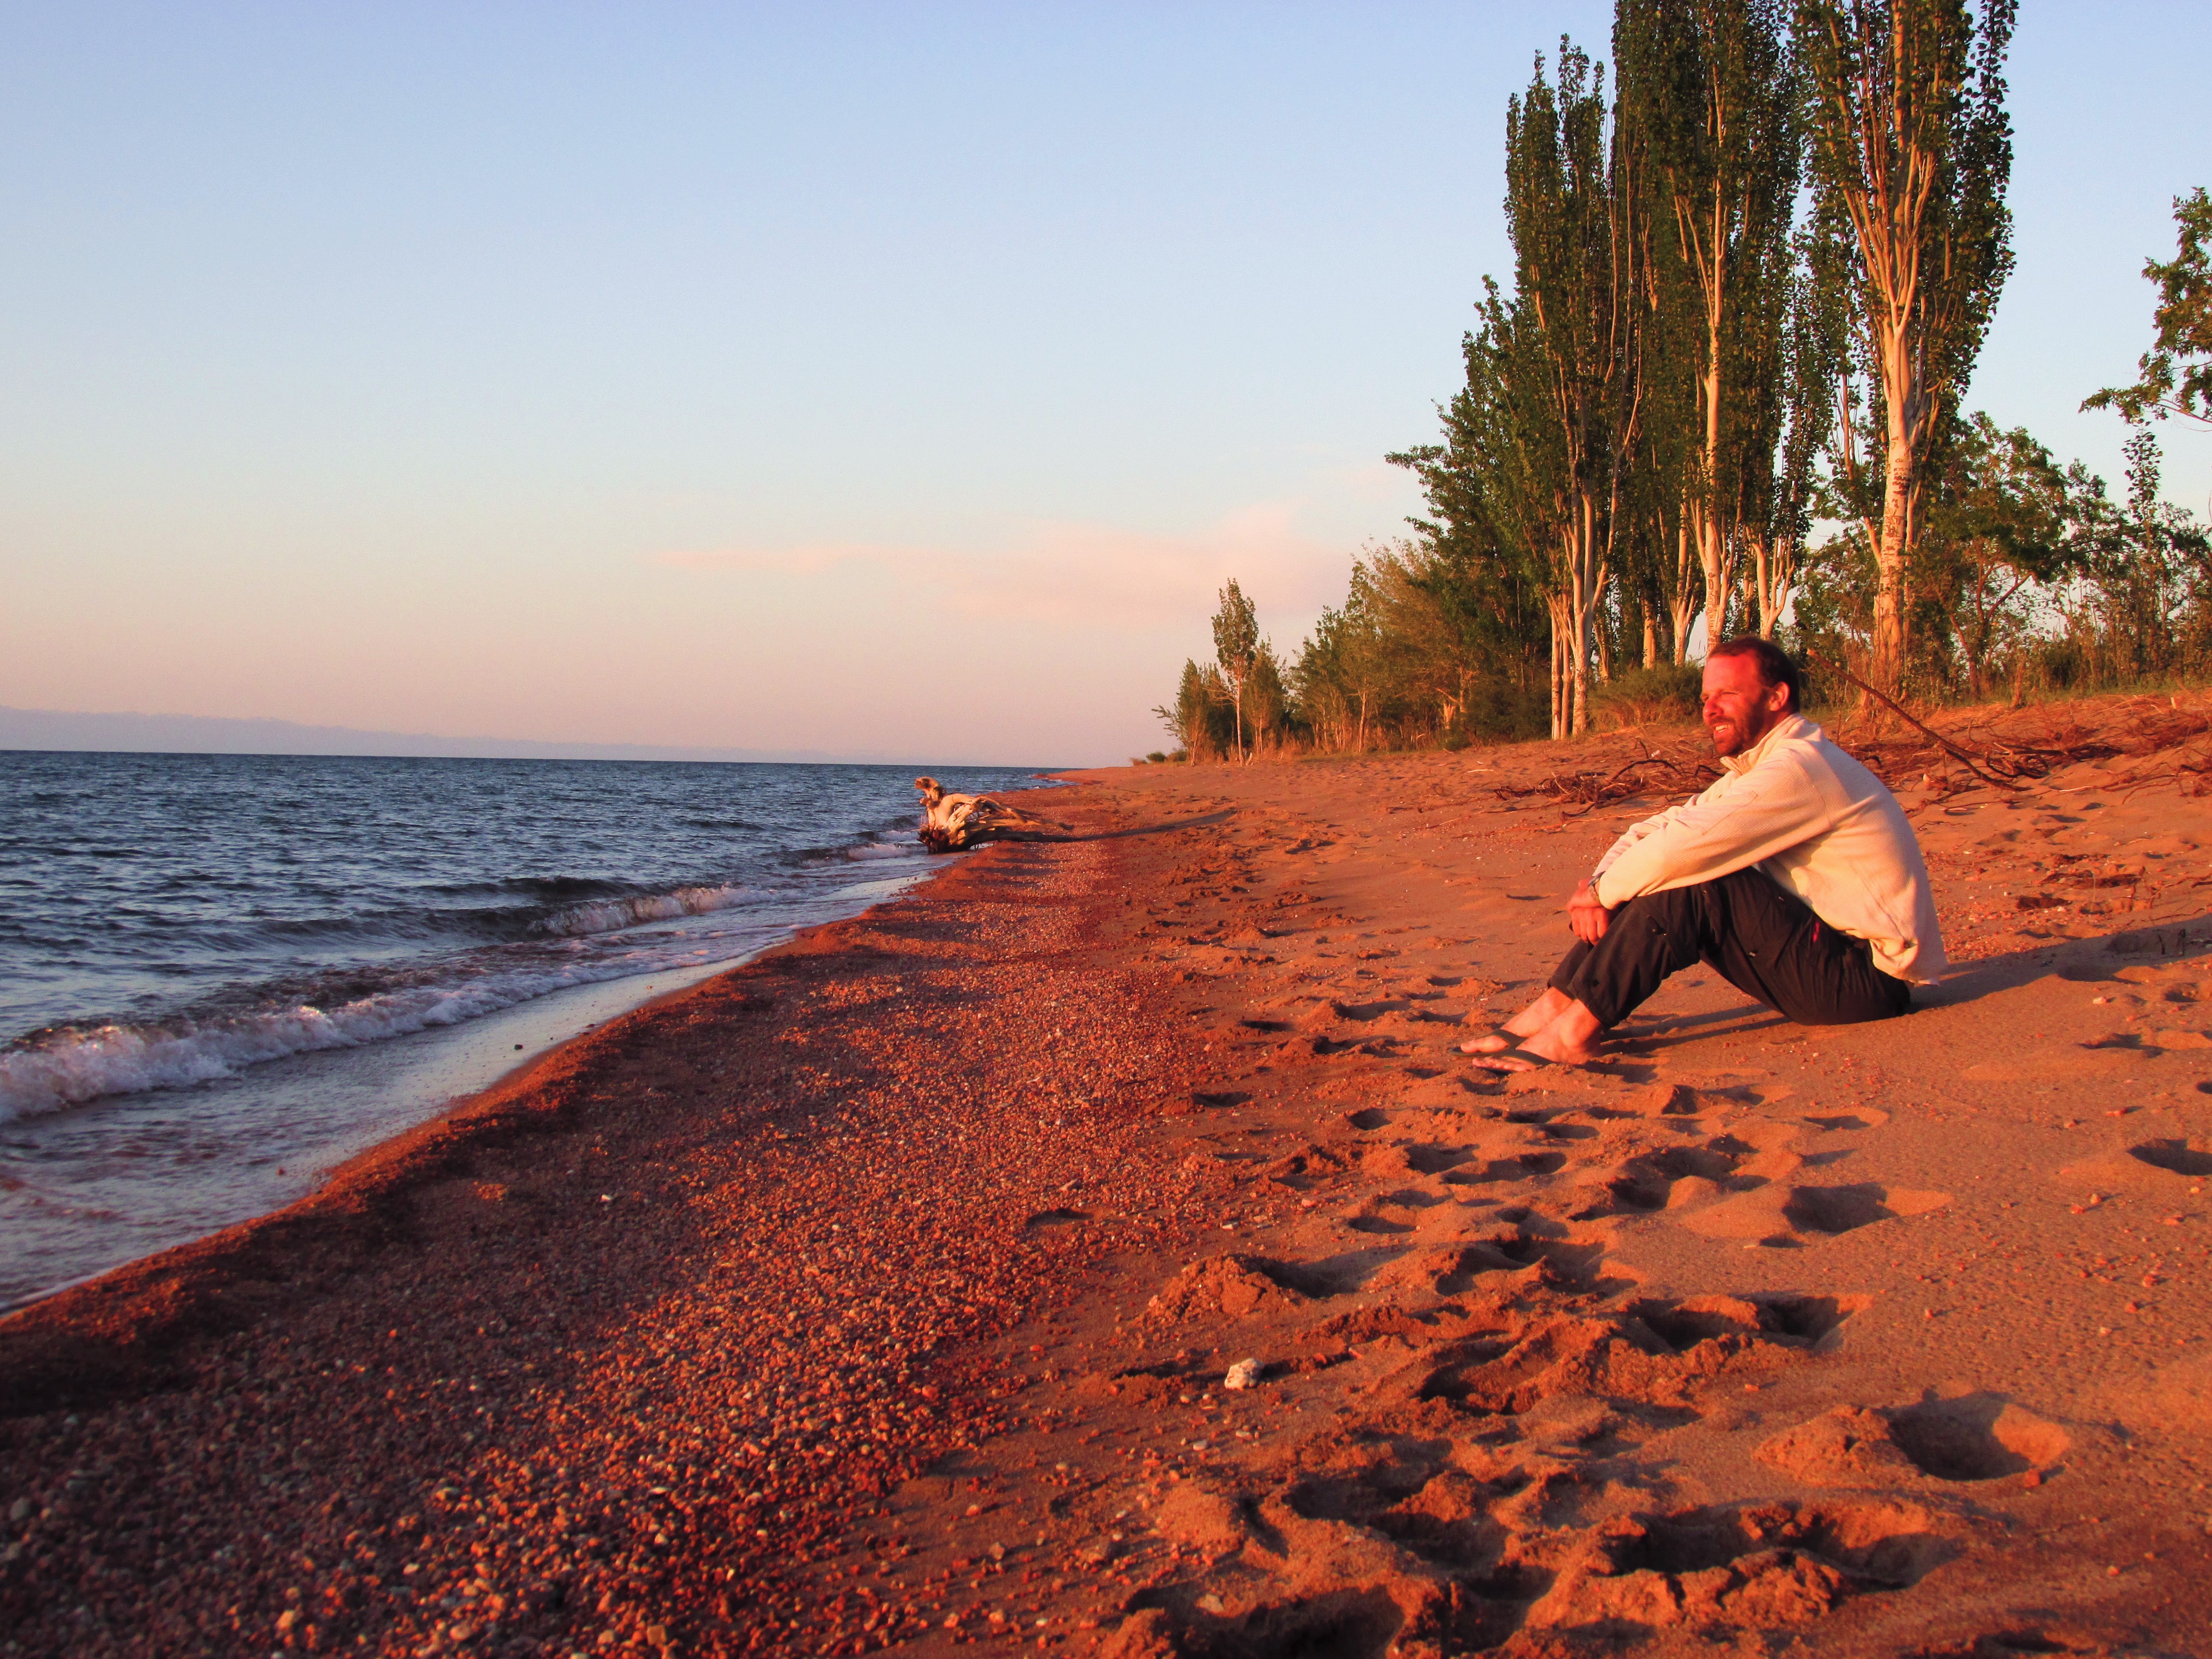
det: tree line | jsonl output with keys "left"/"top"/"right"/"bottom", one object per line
{"left": 1159, "top": 0, "right": 2210, "bottom": 761}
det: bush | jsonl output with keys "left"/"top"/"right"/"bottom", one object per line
{"left": 1588, "top": 663, "right": 1703, "bottom": 729}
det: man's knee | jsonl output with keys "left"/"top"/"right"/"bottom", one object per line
{"left": 1619, "top": 878, "right": 1718, "bottom": 914}
{"left": 1611, "top": 881, "right": 1718, "bottom": 938}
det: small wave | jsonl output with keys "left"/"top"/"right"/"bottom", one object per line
{"left": 197, "top": 880, "right": 750, "bottom": 950}
{"left": 843, "top": 842, "right": 914, "bottom": 862}
{"left": 533, "top": 884, "right": 744, "bottom": 936}
{"left": 0, "top": 944, "right": 751, "bottom": 1123}
{"left": 417, "top": 875, "right": 631, "bottom": 901}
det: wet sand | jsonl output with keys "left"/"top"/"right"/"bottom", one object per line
{"left": 4, "top": 699, "right": 2212, "bottom": 1657}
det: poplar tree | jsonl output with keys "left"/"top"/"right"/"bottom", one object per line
{"left": 1795, "top": 0, "right": 2016, "bottom": 692}
{"left": 1502, "top": 43, "right": 1627, "bottom": 737}
{"left": 1210, "top": 579, "right": 1260, "bottom": 764}
{"left": 1627, "top": 225, "right": 1707, "bottom": 661}
{"left": 1618, "top": 0, "right": 1801, "bottom": 650}
{"left": 1754, "top": 240, "right": 1850, "bottom": 635}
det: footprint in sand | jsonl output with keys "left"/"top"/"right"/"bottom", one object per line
{"left": 2062, "top": 1137, "right": 2212, "bottom": 1191}
{"left": 2126, "top": 1137, "right": 2212, "bottom": 1177}
{"left": 1757, "top": 1395, "right": 2073, "bottom": 1486}
{"left": 1104, "top": 1294, "right": 1937, "bottom": 1656}
{"left": 1682, "top": 1180, "right": 1951, "bottom": 1247}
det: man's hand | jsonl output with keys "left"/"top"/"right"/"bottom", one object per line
{"left": 1568, "top": 879, "right": 1611, "bottom": 944}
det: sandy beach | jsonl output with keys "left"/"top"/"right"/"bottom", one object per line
{"left": 5, "top": 697, "right": 2212, "bottom": 1658}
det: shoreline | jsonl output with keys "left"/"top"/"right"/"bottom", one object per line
{"left": 0, "top": 843, "right": 959, "bottom": 1313}
{"left": 0, "top": 954, "right": 745, "bottom": 1317}
{"left": 0, "top": 848, "right": 988, "bottom": 1410}
{"left": 5, "top": 709, "right": 2212, "bottom": 1656}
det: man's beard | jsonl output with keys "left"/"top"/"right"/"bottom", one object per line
{"left": 1708, "top": 709, "right": 1779, "bottom": 757}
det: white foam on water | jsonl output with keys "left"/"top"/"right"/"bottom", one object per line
{"left": 534, "top": 883, "right": 744, "bottom": 937}
{"left": 0, "top": 943, "right": 745, "bottom": 1124}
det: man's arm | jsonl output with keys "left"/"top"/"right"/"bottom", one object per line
{"left": 1570, "top": 784, "right": 1734, "bottom": 943}
{"left": 1590, "top": 799, "right": 1692, "bottom": 882}
{"left": 1592, "top": 757, "right": 1828, "bottom": 906}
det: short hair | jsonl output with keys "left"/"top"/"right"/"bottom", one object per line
{"left": 1707, "top": 635, "right": 1803, "bottom": 712}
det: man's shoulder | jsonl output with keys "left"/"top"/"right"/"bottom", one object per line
{"left": 1771, "top": 720, "right": 1908, "bottom": 812}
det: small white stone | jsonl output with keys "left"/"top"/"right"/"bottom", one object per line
{"left": 1223, "top": 1358, "right": 1263, "bottom": 1391}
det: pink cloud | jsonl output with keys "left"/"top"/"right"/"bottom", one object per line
{"left": 652, "top": 506, "right": 1347, "bottom": 628}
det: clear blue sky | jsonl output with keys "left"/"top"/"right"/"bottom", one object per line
{"left": 3, "top": 2, "right": 2206, "bottom": 764}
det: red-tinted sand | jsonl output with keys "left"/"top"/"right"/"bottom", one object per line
{"left": 4, "top": 698, "right": 2212, "bottom": 1658}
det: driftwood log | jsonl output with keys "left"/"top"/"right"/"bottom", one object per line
{"left": 914, "top": 777, "right": 1065, "bottom": 853}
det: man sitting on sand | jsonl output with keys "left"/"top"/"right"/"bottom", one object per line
{"left": 1465, "top": 636, "right": 1944, "bottom": 1072}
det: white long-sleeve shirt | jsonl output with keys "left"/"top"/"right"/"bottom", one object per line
{"left": 1588, "top": 713, "right": 1947, "bottom": 984}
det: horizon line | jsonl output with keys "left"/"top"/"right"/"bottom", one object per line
{"left": 0, "top": 704, "right": 1063, "bottom": 771}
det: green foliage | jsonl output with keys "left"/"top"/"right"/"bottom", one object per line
{"left": 1281, "top": 545, "right": 1550, "bottom": 753}
{"left": 1154, "top": 659, "right": 1236, "bottom": 762}
{"left": 1210, "top": 578, "right": 1261, "bottom": 761}
{"left": 1244, "top": 641, "right": 1289, "bottom": 752}
{"left": 1794, "top": 0, "right": 2018, "bottom": 689}
{"left": 1152, "top": 5, "right": 2194, "bottom": 750}
{"left": 1914, "top": 412, "right": 2085, "bottom": 696}
{"left": 2062, "top": 431, "right": 2212, "bottom": 683}
{"left": 2084, "top": 187, "right": 2212, "bottom": 429}
{"left": 1588, "top": 661, "right": 1706, "bottom": 728}
{"left": 1791, "top": 416, "right": 2210, "bottom": 700}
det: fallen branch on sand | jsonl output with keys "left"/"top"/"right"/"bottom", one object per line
{"left": 1808, "top": 653, "right": 2019, "bottom": 791}
{"left": 914, "top": 777, "right": 1067, "bottom": 852}
{"left": 1491, "top": 690, "right": 2212, "bottom": 816}
{"left": 1826, "top": 691, "right": 2212, "bottom": 800}
{"left": 1490, "top": 741, "right": 1720, "bottom": 816}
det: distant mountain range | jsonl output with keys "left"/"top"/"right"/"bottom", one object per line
{"left": 0, "top": 705, "right": 976, "bottom": 767}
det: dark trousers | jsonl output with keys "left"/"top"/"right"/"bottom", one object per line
{"left": 1550, "top": 867, "right": 1911, "bottom": 1030}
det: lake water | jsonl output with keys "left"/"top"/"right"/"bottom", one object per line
{"left": 0, "top": 751, "right": 1055, "bottom": 1307}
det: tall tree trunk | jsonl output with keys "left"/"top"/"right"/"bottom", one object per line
{"left": 1669, "top": 517, "right": 1699, "bottom": 661}
{"left": 1748, "top": 525, "right": 1771, "bottom": 637}
{"left": 1693, "top": 188, "right": 1733, "bottom": 655}
{"left": 1747, "top": 524, "right": 1796, "bottom": 638}
{"left": 1643, "top": 610, "right": 1659, "bottom": 668}
{"left": 1548, "top": 597, "right": 1574, "bottom": 739}
{"left": 1873, "top": 362, "right": 1921, "bottom": 685}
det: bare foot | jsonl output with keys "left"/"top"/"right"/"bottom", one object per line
{"left": 1460, "top": 988, "right": 1571, "bottom": 1055}
{"left": 1467, "top": 999, "right": 1604, "bottom": 1070}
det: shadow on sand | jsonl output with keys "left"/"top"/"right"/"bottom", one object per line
{"left": 1599, "top": 909, "right": 2212, "bottom": 1062}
